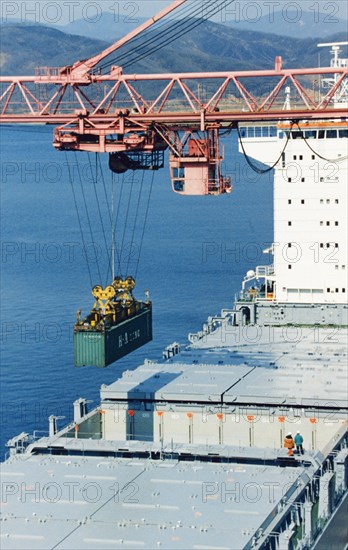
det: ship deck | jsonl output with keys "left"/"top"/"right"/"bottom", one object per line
{"left": 1, "top": 324, "right": 347, "bottom": 549}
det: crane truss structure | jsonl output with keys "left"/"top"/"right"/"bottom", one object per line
{"left": 1, "top": 64, "right": 347, "bottom": 130}
{"left": 0, "top": 0, "right": 347, "bottom": 194}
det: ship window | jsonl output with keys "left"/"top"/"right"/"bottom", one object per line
{"left": 305, "top": 130, "right": 317, "bottom": 139}
{"left": 326, "top": 243, "right": 330, "bottom": 248}
{"left": 255, "top": 127, "right": 262, "bottom": 137}
{"left": 318, "top": 130, "right": 325, "bottom": 139}
{"left": 320, "top": 199, "right": 324, "bottom": 204}
{"left": 262, "top": 127, "right": 269, "bottom": 137}
{"left": 320, "top": 243, "right": 324, "bottom": 248}
{"left": 288, "top": 243, "right": 292, "bottom": 247}
{"left": 173, "top": 168, "right": 185, "bottom": 178}
{"left": 279, "top": 131, "right": 284, "bottom": 139}
{"left": 288, "top": 178, "right": 292, "bottom": 182}
{"left": 327, "top": 288, "right": 330, "bottom": 292}
{"left": 299, "top": 155, "right": 303, "bottom": 160}
{"left": 293, "top": 155, "right": 297, "bottom": 160}
{"left": 326, "top": 221, "right": 330, "bottom": 226}
{"left": 288, "top": 199, "right": 292, "bottom": 204}
{"left": 320, "top": 177, "right": 324, "bottom": 182}
{"left": 342, "top": 265, "right": 346, "bottom": 269}
{"left": 320, "top": 221, "right": 324, "bottom": 226}
{"left": 291, "top": 130, "right": 303, "bottom": 139}
{"left": 335, "top": 265, "right": 339, "bottom": 270}
{"left": 339, "top": 129, "right": 348, "bottom": 138}
{"left": 240, "top": 127, "right": 247, "bottom": 137}
{"left": 247, "top": 127, "right": 255, "bottom": 137}
{"left": 343, "top": 289, "right": 346, "bottom": 293}
{"left": 288, "top": 221, "right": 292, "bottom": 226}
{"left": 270, "top": 126, "right": 277, "bottom": 137}
{"left": 326, "top": 199, "right": 330, "bottom": 204}
{"left": 312, "top": 155, "right": 315, "bottom": 160}
{"left": 173, "top": 180, "right": 185, "bottom": 192}
{"left": 335, "top": 199, "right": 339, "bottom": 204}
{"left": 301, "top": 178, "right": 305, "bottom": 182}
{"left": 335, "top": 221, "right": 339, "bottom": 226}
{"left": 336, "top": 288, "right": 339, "bottom": 293}
{"left": 335, "top": 243, "right": 339, "bottom": 248}
{"left": 327, "top": 130, "right": 337, "bottom": 138}
{"left": 301, "top": 200, "right": 305, "bottom": 204}
{"left": 288, "top": 265, "right": 292, "bottom": 269}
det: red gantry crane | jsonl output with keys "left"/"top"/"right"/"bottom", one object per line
{"left": 1, "top": 0, "right": 347, "bottom": 196}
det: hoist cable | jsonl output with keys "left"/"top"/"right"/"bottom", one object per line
{"left": 87, "top": 153, "right": 112, "bottom": 287}
{"left": 64, "top": 151, "right": 93, "bottom": 288}
{"left": 126, "top": 170, "right": 146, "bottom": 276}
{"left": 119, "top": 170, "right": 135, "bottom": 277}
{"left": 98, "top": 0, "right": 236, "bottom": 72}
{"left": 294, "top": 122, "right": 348, "bottom": 163}
{"left": 120, "top": 2, "right": 237, "bottom": 72}
{"left": 97, "top": 154, "right": 112, "bottom": 225}
{"left": 97, "top": 0, "right": 209, "bottom": 71}
{"left": 113, "top": 172, "right": 126, "bottom": 278}
{"left": 96, "top": 155, "right": 122, "bottom": 281}
{"left": 237, "top": 123, "right": 293, "bottom": 174}
{"left": 135, "top": 170, "right": 155, "bottom": 279}
{"left": 74, "top": 151, "right": 102, "bottom": 285}
{"left": 97, "top": 0, "right": 204, "bottom": 70}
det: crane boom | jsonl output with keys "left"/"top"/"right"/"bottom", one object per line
{"left": 1, "top": 65, "right": 347, "bottom": 125}
{"left": 0, "top": 3, "right": 347, "bottom": 195}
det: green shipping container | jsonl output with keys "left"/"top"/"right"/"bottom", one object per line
{"left": 74, "top": 306, "right": 152, "bottom": 367}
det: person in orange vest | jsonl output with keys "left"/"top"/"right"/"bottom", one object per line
{"left": 284, "top": 432, "right": 295, "bottom": 456}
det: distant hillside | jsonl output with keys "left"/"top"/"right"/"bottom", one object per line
{"left": 224, "top": 8, "right": 348, "bottom": 38}
{"left": 0, "top": 25, "right": 107, "bottom": 75}
{"left": 59, "top": 12, "right": 146, "bottom": 43}
{"left": 50, "top": 8, "right": 348, "bottom": 41}
{"left": 0, "top": 20, "right": 347, "bottom": 76}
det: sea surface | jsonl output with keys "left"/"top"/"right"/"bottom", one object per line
{"left": 0, "top": 125, "right": 273, "bottom": 458}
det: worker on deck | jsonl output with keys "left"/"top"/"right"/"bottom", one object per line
{"left": 294, "top": 431, "right": 304, "bottom": 454}
{"left": 284, "top": 432, "right": 295, "bottom": 456}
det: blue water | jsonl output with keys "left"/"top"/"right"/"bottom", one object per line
{"left": 0, "top": 125, "right": 273, "bottom": 457}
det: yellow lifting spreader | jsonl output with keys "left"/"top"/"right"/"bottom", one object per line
{"left": 76, "top": 276, "right": 142, "bottom": 330}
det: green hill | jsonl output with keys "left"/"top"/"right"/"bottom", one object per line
{"left": 0, "top": 20, "right": 347, "bottom": 76}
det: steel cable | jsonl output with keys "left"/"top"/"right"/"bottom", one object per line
{"left": 64, "top": 151, "right": 93, "bottom": 287}
{"left": 135, "top": 170, "right": 155, "bottom": 279}
{"left": 119, "top": 170, "right": 135, "bottom": 277}
{"left": 98, "top": 0, "right": 236, "bottom": 73}
{"left": 96, "top": 155, "right": 122, "bottom": 281}
{"left": 97, "top": 0, "right": 205, "bottom": 71}
{"left": 126, "top": 170, "right": 146, "bottom": 276}
{"left": 294, "top": 122, "right": 348, "bottom": 163}
{"left": 97, "top": 0, "right": 207, "bottom": 71}
{"left": 113, "top": 172, "right": 126, "bottom": 278}
{"left": 237, "top": 123, "right": 293, "bottom": 174}
{"left": 87, "top": 153, "right": 112, "bottom": 287}
{"left": 74, "top": 151, "right": 102, "bottom": 285}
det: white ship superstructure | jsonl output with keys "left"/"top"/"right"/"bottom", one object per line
{"left": 239, "top": 121, "right": 348, "bottom": 304}
{"left": 238, "top": 43, "right": 348, "bottom": 310}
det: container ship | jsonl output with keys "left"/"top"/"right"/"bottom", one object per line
{"left": 1, "top": 32, "right": 347, "bottom": 550}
